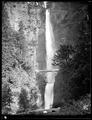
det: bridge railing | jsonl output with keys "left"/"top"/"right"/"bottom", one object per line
{"left": 35, "top": 69, "right": 59, "bottom": 73}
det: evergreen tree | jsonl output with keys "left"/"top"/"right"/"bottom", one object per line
{"left": 53, "top": 44, "right": 75, "bottom": 68}
{"left": 18, "top": 88, "right": 29, "bottom": 113}
{"left": 2, "top": 84, "right": 12, "bottom": 114}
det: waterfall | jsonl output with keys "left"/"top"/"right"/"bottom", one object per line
{"left": 44, "top": 8, "right": 56, "bottom": 109}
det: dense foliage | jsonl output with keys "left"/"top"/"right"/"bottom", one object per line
{"left": 53, "top": 3, "right": 91, "bottom": 102}
{"left": 2, "top": 2, "right": 43, "bottom": 114}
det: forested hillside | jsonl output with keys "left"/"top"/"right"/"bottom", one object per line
{"left": 51, "top": 2, "right": 91, "bottom": 113}
{"left": 2, "top": 2, "right": 45, "bottom": 114}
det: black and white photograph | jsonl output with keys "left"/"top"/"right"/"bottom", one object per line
{"left": 2, "top": 1, "right": 91, "bottom": 119}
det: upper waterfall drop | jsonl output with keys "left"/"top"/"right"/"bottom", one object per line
{"left": 45, "top": 8, "right": 55, "bottom": 83}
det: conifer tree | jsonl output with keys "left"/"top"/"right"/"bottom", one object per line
{"left": 2, "top": 84, "right": 12, "bottom": 114}
{"left": 18, "top": 88, "right": 29, "bottom": 113}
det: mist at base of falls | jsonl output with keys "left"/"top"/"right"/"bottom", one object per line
{"left": 44, "top": 9, "right": 56, "bottom": 109}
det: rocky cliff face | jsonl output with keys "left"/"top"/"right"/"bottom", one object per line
{"left": 2, "top": 2, "right": 45, "bottom": 113}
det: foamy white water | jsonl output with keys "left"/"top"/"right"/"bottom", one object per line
{"left": 44, "top": 8, "right": 56, "bottom": 109}
{"left": 45, "top": 83, "right": 54, "bottom": 109}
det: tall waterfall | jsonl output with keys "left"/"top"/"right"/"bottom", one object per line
{"left": 44, "top": 8, "right": 56, "bottom": 109}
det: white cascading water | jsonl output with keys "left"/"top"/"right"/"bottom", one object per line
{"left": 44, "top": 8, "right": 56, "bottom": 109}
